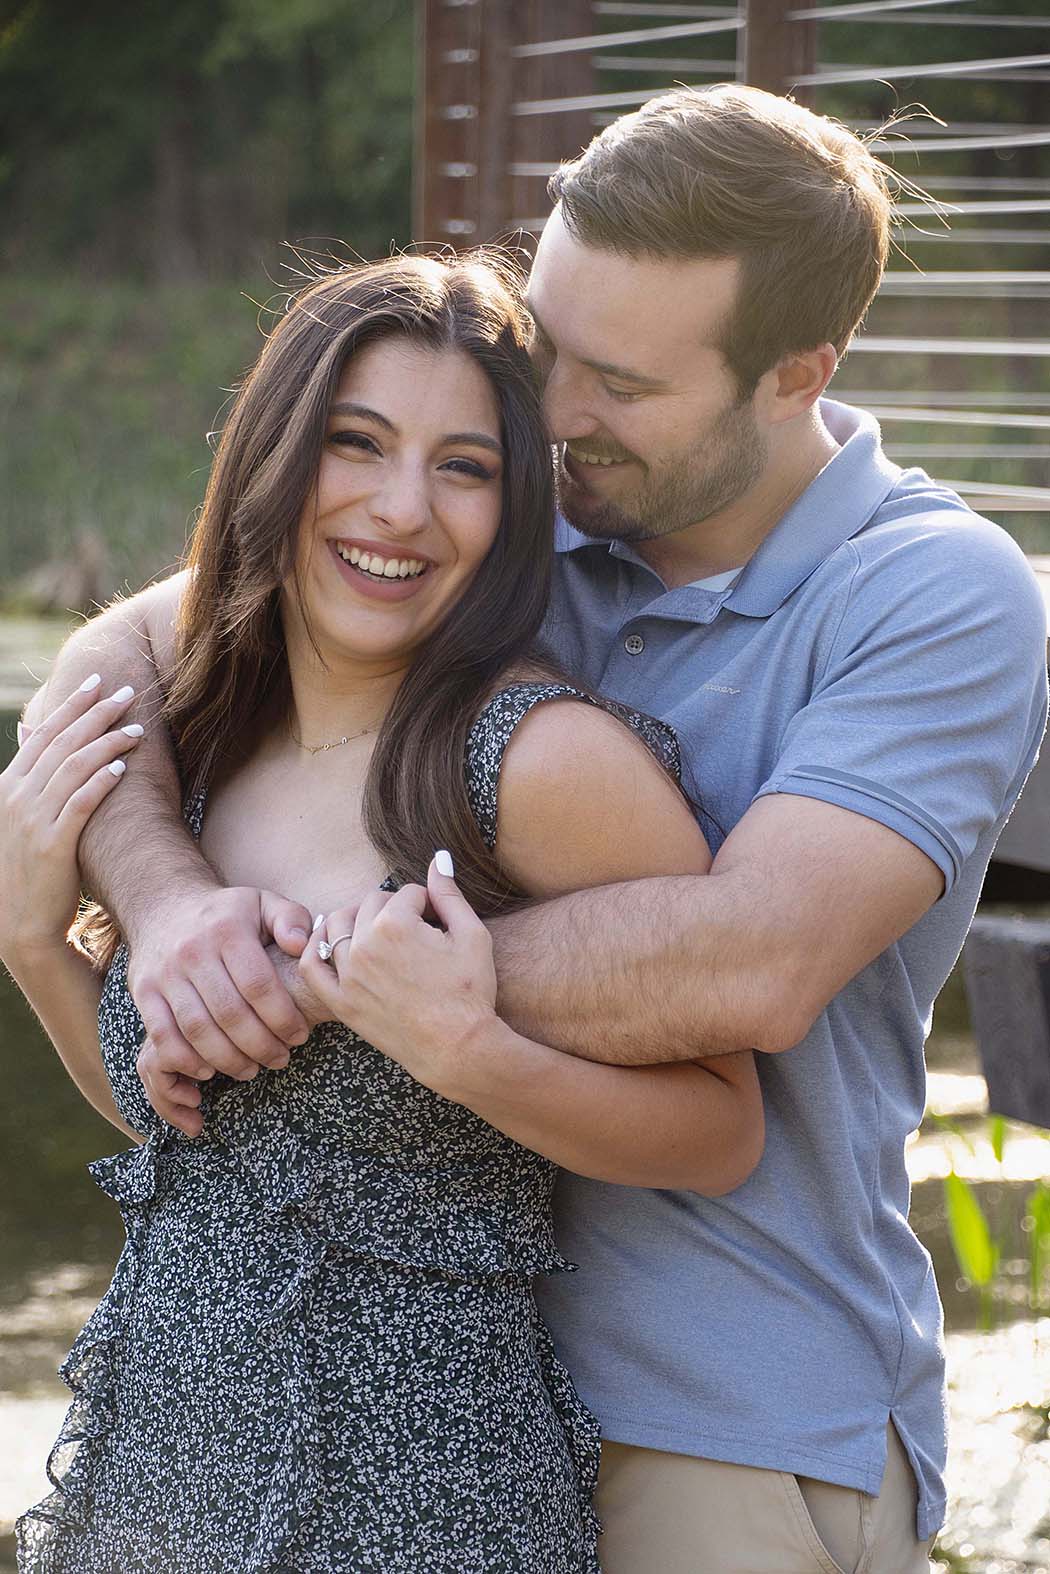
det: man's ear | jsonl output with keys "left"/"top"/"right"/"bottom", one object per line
{"left": 767, "top": 343, "right": 838, "bottom": 425}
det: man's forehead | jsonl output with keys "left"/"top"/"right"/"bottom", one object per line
{"left": 528, "top": 211, "right": 738, "bottom": 365}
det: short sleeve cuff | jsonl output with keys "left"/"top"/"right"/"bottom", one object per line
{"left": 754, "top": 767, "right": 962, "bottom": 893}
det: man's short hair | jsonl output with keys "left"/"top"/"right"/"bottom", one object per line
{"left": 548, "top": 83, "right": 893, "bottom": 396}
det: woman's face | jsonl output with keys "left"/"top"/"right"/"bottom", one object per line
{"left": 288, "top": 336, "right": 504, "bottom": 671}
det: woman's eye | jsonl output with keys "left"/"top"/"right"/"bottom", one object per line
{"left": 329, "top": 431, "right": 380, "bottom": 455}
{"left": 442, "top": 457, "right": 496, "bottom": 481}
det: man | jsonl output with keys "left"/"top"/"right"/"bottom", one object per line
{"left": 25, "top": 85, "right": 1047, "bottom": 1571}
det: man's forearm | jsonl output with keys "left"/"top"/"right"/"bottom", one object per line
{"left": 489, "top": 873, "right": 794, "bottom": 1065}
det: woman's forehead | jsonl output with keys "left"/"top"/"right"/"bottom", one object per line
{"left": 333, "top": 339, "right": 500, "bottom": 429}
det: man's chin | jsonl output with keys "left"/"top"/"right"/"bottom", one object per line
{"left": 559, "top": 480, "right": 642, "bottom": 543}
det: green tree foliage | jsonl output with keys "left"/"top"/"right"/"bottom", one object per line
{"left": 0, "top": 0, "right": 414, "bottom": 278}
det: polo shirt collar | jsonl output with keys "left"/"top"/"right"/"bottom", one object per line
{"left": 554, "top": 400, "right": 902, "bottom": 618}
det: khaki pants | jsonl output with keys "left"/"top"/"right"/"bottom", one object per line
{"left": 595, "top": 1423, "right": 935, "bottom": 1573}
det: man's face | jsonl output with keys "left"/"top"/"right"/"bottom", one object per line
{"left": 527, "top": 207, "right": 766, "bottom": 545}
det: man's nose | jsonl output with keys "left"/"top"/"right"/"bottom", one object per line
{"left": 541, "top": 361, "right": 599, "bottom": 444}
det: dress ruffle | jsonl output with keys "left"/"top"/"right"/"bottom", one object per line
{"left": 19, "top": 1128, "right": 596, "bottom": 1574}
{"left": 16, "top": 1139, "right": 161, "bottom": 1572}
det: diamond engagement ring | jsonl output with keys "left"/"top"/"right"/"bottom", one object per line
{"left": 317, "top": 933, "right": 354, "bottom": 963}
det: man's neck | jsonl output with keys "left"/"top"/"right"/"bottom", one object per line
{"left": 636, "top": 408, "right": 840, "bottom": 590}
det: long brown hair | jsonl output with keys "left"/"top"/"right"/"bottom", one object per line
{"left": 75, "top": 251, "right": 559, "bottom": 966}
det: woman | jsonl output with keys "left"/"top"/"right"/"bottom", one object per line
{"left": 5, "top": 253, "right": 763, "bottom": 1573}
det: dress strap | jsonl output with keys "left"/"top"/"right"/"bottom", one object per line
{"left": 465, "top": 680, "right": 681, "bottom": 852}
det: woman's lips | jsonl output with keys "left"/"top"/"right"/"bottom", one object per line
{"left": 326, "top": 538, "right": 433, "bottom": 601}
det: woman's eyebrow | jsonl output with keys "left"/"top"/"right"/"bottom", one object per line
{"left": 328, "top": 402, "right": 500, "bottom": 455}
{"left": 443, "top": 431, "right": 503, "bottom": 456}
{"left": 329, "top": 401, "right": 396, "bottom": 429}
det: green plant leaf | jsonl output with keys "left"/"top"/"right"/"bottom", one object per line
{"left": 944, "top": 1171, "right": 998, "bottom": 1289}
{"left": 989, "top": 1114, "right": 1006, "bottom": 1165}
{"left": 1025, "top": 1181, "right": 1050, "bottom": 1307}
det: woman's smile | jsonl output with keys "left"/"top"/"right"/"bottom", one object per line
{"left": 327, "top": 537, "right": 435, "bottom": 602}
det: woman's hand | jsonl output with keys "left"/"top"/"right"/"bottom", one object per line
{"left": 0, "top": 674, "right": 142, "bottom": 963}
{"left": 299, "top": 853, "right": 499, "bottom": 1100}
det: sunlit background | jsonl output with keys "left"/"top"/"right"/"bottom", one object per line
{"left": 1, "top": 3, "right": 1049, "bottom": 1569}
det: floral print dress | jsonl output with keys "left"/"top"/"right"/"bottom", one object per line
{"left": 17, "top": 682, "right": 679, "bottom": 1574}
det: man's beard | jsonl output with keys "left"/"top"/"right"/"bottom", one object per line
{"left": 556, "top": 397, "right": 766, "bottom": 544}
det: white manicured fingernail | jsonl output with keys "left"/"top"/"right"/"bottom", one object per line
{"left": 16, "top": 722, "right": 27, "bottom": 746}
{"left": 121, "top": 723, "right": 144, "bottom": 737}
{"left": 110, "top": 684, "right": 135, "bottom": 703}
{"left": 312, "top": 913, "right": 325, "bottom": 931}
{"left": 79, "top": 672, "right": 102, "bottom": 692}
{"left": 108, "top": 759, "right": 127, "bottom": 777}
{"left": 435, "top": 849, "right": 455, "bottom": 878}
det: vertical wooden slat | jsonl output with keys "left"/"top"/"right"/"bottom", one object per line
{"left": 415, "top": 0, "right": 485, "bottom": 245}
{"left": 511, "top": 0, "right": 596, "bottom": 240}
{"left": 416, "top": 0, "right": 596, "bottom": 249}
{"left": 741, "top": 0, "right": 817, "bottom": 104}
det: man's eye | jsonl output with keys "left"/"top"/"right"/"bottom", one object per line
{"left": 604, "top": 385, "right": 643, "bottom": 403}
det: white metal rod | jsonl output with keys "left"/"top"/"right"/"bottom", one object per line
{"left": 937, "top": 480, "right": 1050, "bottom": 504}
{"left": 791, "top": 0, "right": 974, "bottom": 19}
{"left": 852, "top": 11, "right": 1050, "bottom": 24}
{"left": 796, "top": 53, "right": 1050, "bottom": 87}
{"left": 595, "top": 4, "right": 738, "bottom": 15}
{"left": 867, "top": 130, "right": 1050, "bottom": 153}
{"left": 896, "top": 198, "right": 1050, "bottom": 215}
{"left": 595, "top": 54, "right": 736, "bottom": 70}
{"left": 843, "top": 392, "right": 1050, "bottom": 409}
{"left": 512, "top": 16, "right": 743, "bottom": 57}
{"left": 853, "top": 336, "right": 1050, "bottom": 356}
{"left": 917, "top": 177, "right": 1050, "bottom": 192}
{"left": 886, "top": 445, "right": 1050, "bottom": 459}
{"left": 856, "top": 409, "right": 1050, "bottom": 430}
{"left": 515, "top": 83, "right": 715, "bottom": 114}
{"left": 893, "top": 229, "right": 1050, "bottom": 243}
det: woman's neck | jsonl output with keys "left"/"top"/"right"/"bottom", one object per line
{"left": 284, "top": 652, "right": 405, "bottom": 754}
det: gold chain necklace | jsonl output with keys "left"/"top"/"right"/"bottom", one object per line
{"left": 287, "top": 721, "right": 378, "bottom": 756}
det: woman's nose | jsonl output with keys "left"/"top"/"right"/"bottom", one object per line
{"left": 368, "top": 463, "right": 431, "bottom": 535}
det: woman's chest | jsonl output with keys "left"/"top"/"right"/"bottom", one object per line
{"left": 197, "top": 763, "right": 387, "bottom": 913}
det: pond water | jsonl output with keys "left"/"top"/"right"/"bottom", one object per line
{"left": 1, "top": 706, "right": 1048, "bottom": 1571}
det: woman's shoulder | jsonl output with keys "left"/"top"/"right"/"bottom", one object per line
{"left": 468, "top": 666, "right": 680, "bottom": 787}
{"left": 466, "top": 670, "right": 705, "bottom": 900}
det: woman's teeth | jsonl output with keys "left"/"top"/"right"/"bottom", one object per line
{"left": 335, "top": 544, "right": 428, "bottom": 580}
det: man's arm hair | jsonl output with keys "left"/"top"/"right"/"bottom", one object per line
{"left": 489, "top": 792, "right": 943, "bottom": 1064}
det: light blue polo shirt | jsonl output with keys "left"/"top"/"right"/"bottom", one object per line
{"left": 534, "top": 399, "right": 1048, "bottom": 1540}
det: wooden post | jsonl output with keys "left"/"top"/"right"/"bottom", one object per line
{"left": 741, "top": 0, "right": 817, "bottom": 105}
{"left": 415, "top": 0, "right": 594, "bottom": 248}
{"left": 510, "top": 0, "right": 596, "bottom": 241}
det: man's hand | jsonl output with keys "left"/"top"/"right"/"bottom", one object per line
{"left": 127, "top": 886, "right": 316, "bottom": 1083}
{"left": 135, "top": 923, "right": 331, "bottom": 1136}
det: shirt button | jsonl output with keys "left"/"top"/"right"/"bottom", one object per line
{"left": 624, "top": 633, "right": 645, "bottom": 655}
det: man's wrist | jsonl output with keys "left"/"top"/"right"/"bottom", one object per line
{"left": 119, "top": 867, "right": 223, "bottom": 952}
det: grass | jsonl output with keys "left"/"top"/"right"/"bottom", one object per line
{"left": 0, "top": 277, "right": 267, "bottom": 600}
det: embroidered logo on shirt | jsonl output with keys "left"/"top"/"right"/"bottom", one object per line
{"left": 702, "top": 683, "right": 742, "bottom": 695}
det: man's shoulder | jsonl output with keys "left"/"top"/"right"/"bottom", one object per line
{"left": 845, "top": 477, "right": 1041, "bottom": 612}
